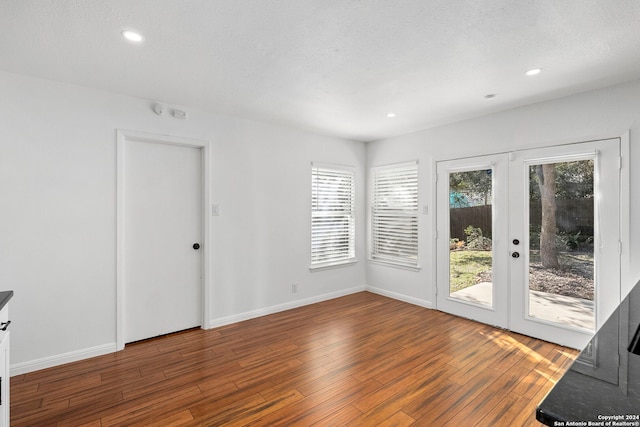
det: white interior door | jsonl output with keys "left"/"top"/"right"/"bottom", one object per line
{"left": 508, "top": 139, "right": 621, "bottom": 349}
{"left": 436, "top": 153, "right": 510, "bottom": 328}
{"left": 436, "top": 139, "right": 621, "bottom": 349}
{"left": 123, "top": 139, "right": 202, "bottom": 343}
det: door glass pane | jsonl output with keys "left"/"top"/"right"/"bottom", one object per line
{"left": 528, "top": 160, "right": 595, "bottom": 330}
{"left": 449, "top": 169, "right": 493, "bottom": 307}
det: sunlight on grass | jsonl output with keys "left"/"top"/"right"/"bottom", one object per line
{"left": 449, "top": 250, "right": 492, "bottom": 293}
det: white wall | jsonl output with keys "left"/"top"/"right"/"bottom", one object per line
{"left": 367, "top": 79, "right": 640, "bottom": 308}
{"left": 0, "top": 71, "right": 367, "bottom": 372}
{"left": 4, "top": 68, "right": 639, "bottom": 373}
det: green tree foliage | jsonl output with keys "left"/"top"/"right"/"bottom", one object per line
{"left": 449, "top": 170, "right": 492, "bottom": 206}
{"left": 530, "top": 160, "right": 593, "bottom": 200}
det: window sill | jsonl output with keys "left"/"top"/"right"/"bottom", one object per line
{"left": 309, "top": 259, "right": 357, "bottom": 272}
{"left": 368, "top": 258, "right": 421, "bottom": 272}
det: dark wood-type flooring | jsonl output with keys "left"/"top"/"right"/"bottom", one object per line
{"left": 11, "top": 292, "right": 577, "bottom": 426}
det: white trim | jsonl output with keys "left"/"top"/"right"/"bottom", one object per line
{"left": 116, "top": 132, "right": 125, "bottom": 350}
{"left": 521, "top": 151, "right": 598, "bottom": 166}
{"left": 206, "top": 286, "right": 365, "bottom": 329}
{"left": 116, "top": 129, "right": 212, "bottom": 350}
{"left": 619, "top": 131, "right": 631, "bottom": 296}
{"left": 202, "top": 139, "right": 212, "bottom": 330}
{"left": 441, "top": 160, "right": 495, "bottom": 174}
{"left": 311, "top": 161, "right": 356, "bottom": 173}
{"left": 432, "top": 131, "right": 631, "bottom": 163}
{"left": 368, "top": 258, "right": 421, "bottom": 271}
{"left": 365, "top": 285, "right": 434, "bottom": 309}
{"left": 309, "top": 258, "right": 357, "bottom": 271}
{"left": 429, "top": 157, "right": 438, "bottom": 306}
{"left": 11, "top": 343, "right": 117, "bottom": 376}
{"left": 370, "top": 159, "right": 418, "bottom": 173}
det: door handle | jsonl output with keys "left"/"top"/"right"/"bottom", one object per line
{"left": 511, "top": 252, "right": 520, "bottom": 258}
{"left": 192, "top": 243, "right": 200, "bottom": 250}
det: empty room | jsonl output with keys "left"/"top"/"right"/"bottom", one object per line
{"left": 1, "top": 1, "right": 639, "bottom": 425}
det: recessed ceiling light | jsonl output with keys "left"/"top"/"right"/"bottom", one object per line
{"left": 386, "top": 112, "right": 396, "bottom": 118}
{"left": 526, "top": 68, "right": 542, "bottom": 76}
{"left": 122, "top": 30, "right": 144, "bottom": 43}
{"left": 484, "top": 94, "right": 496, "bottom": 99}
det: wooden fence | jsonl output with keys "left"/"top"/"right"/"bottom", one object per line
{"left": 449, "top": 199, "right": 594, "bottom": 241}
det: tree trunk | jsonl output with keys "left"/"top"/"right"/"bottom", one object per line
{"left": 537, "top": 164, "right": 560, "bottom": 268}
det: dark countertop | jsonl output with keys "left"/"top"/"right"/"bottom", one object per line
{"left": 0, "top": 291, "right": 13, "bottom": 312}
{"left": 537, "top": 281, "right": 640, "bottom": 424}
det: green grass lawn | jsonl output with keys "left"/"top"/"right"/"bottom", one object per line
{"left": 449, "top": 250, "right": 492, "bottom": 293}
{"left": 449, "top": 249, "right": 593, "bottom": 295}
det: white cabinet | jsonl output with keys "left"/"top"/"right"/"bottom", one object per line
{"left": 0, "top": 302, "right": 10, "bottom": 427}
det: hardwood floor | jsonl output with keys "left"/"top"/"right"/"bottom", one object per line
{"left": 11, "top": 292, "right": 577, "bottom": 426}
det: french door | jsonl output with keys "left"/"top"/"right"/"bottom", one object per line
{"left": 436, "top": 153, "right": 510, "bottom": 329}
{"left": 436, "top": 139, "right": 621, "bottom": 348}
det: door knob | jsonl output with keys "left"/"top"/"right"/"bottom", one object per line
{"left": 512, "top": 252, "right": 520, "bottom": 258}
{"left": 193, "top": 243, "right": 200, "bottom": 250}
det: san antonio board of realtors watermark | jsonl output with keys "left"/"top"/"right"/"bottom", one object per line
{"left": 552, "top": 415, "right": 640, "bottom": 426}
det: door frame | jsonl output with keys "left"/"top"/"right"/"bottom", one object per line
{"left": 433, "top": 133, "right": 630, "bottom": 348}
{"left": 116, "top": 129, "right": 211, "bottom": 351}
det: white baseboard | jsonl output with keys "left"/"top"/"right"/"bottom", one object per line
{"left": 11, "top": 342, "right": 117, "bottom": 376}
{"left": 206, "top": 285, "right": 366, "bottom": 329}
{"left": 12, "top": 285, "right": 422, "bottom": 376}
{"left": 365, "top": 285, "right": 434, "bottom": 309}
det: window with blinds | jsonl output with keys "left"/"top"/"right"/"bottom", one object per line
{"left": 371, "top": 161, "right": 419, "bottom": 268}
{"left": 311, "top": 163, "right": 356, "bottom": 268}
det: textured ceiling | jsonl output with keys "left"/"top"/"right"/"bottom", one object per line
{"left": 2, "top": 0, "right": 640, "bottom": 141}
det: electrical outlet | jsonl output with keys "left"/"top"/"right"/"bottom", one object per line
{"left": 291, "top": 283, "right": 298, "bottom": 293}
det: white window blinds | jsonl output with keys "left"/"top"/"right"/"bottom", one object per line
{"left": 311, "top": 163, "right": 355, "bottom": 268}
{"left": 371, "top": 162, "right": 419, "bottom": 268}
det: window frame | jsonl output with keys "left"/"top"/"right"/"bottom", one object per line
{"left": 310, "top": 162, "right": 356, "bottom": 270}
{"left": 370, "top": 161, "right": 420, "bottom": 270}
